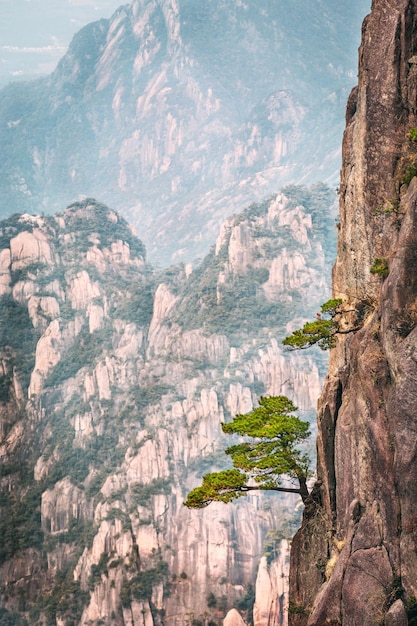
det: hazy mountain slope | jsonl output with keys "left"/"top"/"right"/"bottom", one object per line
{"left": 0, "top": 0, "right": 369, "bottom": 265}
{"left": 0, "top": 185, "right": 334, "bottom": 625}
{"left": 0, "top": 0, "right": 123, "bottom": 87}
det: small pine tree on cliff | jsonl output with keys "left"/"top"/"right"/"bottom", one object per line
{"left": 184, "top": 396, "right": 311, "bottom": 508}
{"left": 282, "top": 298, "right": 343, "bottom": 350}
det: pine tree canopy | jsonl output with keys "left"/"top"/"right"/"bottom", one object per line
{"left": 184, "top": 396, "right": 311, "bottom": 508}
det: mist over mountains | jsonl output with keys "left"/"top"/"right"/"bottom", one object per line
{"left": 0, "top": 0, "right": 370, "bottom": 265}
{"left": 0, "top": 2, "right": 376, "bottom": 624}
{"left": 0, "top": 0, "right": 123, "bottom": 87}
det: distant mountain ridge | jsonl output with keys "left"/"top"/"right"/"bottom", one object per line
{"left": 0, "top": 0, "right": 126, "bottom": 87}
{"left": 0, "top": 0, "right": 369, "bottom": 265}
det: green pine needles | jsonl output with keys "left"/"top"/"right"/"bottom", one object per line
{"left": 184, "top": 396, "right": 311, "bottom": 508}
{"left": 407, "top": 127, "right": 417, "bottom": 142}
{"left": 184, "top": 300, "right": 363, "bottom": 510}
{"left": 370, "top": 257, "right": 389, "bottom": 277}
{"left": 282, "top": 298, "right": 343, "bottom": 351}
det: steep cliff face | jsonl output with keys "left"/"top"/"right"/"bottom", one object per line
{"left": 0, "top": 0, "right": 368, "bottom": 264}
{"left": 0, "top": 188, "right": 334, "bottom": 626}
{"left": 290, "top": 2, "right": 417, "bottom": 624}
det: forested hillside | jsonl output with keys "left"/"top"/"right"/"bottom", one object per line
{"left": 0, "top": 185, "right": 335, "bottom": 625}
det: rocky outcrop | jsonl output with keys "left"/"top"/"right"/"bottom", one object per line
{"left": 0, "top": 249, "right": 11, "bottom": 296}
{"left": 253, "top": 542, "right": 290, "bottom": 626}
{"left": 0, "top": 189, "right": 334, "bottom": 625}
{"left": 289, "top": 1, "right": 417, "bottom": 623}
{"left": 224, "top": 609, "right": 247, "bottom": 626}
{"left": 0, "top": 0, "right": 369, "bottom": 265}
{"left": 10, "top": 227, "right": 56, "bottom": 269}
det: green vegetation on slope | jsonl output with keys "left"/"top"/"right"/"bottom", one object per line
{"left": 169, "top": 186, "right": 336, "bottom": 342}
{"left": 63, "top": 199, "right": 146, "bottom": 259}
{"left": 0, "top": 295, "right": 39, "bottom": 395}
{"left": 0, "top": 184, "right": 336, "bottom": 623}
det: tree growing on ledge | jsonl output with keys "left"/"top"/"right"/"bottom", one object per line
{"left": 282, "top": 298, "right": 343, "bottom": 350}
{"left": 184, "top": 396, "right": 311, "bottom": 508}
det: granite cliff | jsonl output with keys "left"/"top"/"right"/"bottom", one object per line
{"left": 0, "top": 0, "right": 368, "bottom": 265}
{"left": 289, "top": 1, "right": 417, "bottom": 624}
{"left": 0, "top": 186, "right": 334, "bottom": 626}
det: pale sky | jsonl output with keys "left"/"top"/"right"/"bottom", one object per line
{"left": 0, "top": 0, "right": 124, "bottom": 85}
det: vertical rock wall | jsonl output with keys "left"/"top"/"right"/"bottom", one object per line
{"left": 290, "top": 1, "right": 417, "bottom": 624}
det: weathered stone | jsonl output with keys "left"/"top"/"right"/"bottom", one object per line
{"left": 340, "top": 546, "right": 393, "bottom": 626}
{"left": 384, "top": 600, "right": 408, "bottom": 626}
{"left": 224, "top": 608, "right": 247, "bottom": 626}
{"left": 29, "top": 319, "right": 62, "bottom": 396}
{"left": 147, "top": 283, "right": 178, "bottom": 355}
{"left": 41, "top": 477, "right": 91, "bottom": 533}
{"left": 88, "top": 303, "right": 104, "bottom": 332}
{"left": 253, "top": 544, "right": 289, "bottom": 626}
{"left": 0, "top": 248, "right": 11, "bottom": 296}
{"left": 289, "top": 1, "right": 417, "bottom": 624}
{"left": 10, "top": 229, "right": 55, "bottom": 270}
{"left": 68, "top": 270, "right": 101, "bottom": 309}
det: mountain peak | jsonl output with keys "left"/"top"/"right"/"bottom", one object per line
{"left": 0, "top": 187, "right": 333, "bottom": 625}
{"left": 0, "top": 0, "right": 369, "bottom": 265}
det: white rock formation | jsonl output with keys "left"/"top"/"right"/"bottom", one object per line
{"left": 224, "top": 608, "right": 247, "bottom": 626}
{"left": 68, "top": 271, "right": 101, "bottom": 310}
{"left": 147, "top": 283, "right": 178, "bottom": 355}
{"left": 10, "top": 229, "right": 56, "bottom": 270}
{"left": 253, "top": 542, "right": 290, "bottom": 626}
{"left": 0, "top": 248, "right": 11, "bottom": 296}
{"left": 0, "top": 192, "right": 333, "bottom": 625}
{"left": 41, "top": 477, "right": 91, "bottom": 534}
{"left": 29, "top": 319, "right": 62, "bottom": 396}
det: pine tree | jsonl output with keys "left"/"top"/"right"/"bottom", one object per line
{"left": 184, "top": 396, "right": 311, "bottom": 508}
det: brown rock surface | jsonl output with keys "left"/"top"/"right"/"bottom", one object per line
{"left": 289, "top": 1, "right": 417, "bottom": 624}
